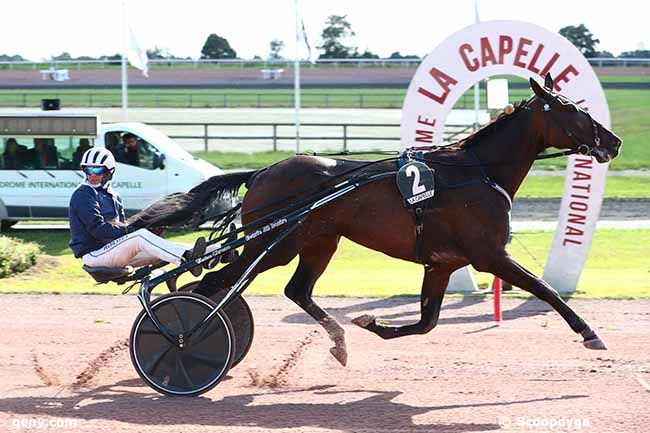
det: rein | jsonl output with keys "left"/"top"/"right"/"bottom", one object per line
{"left": 535, "top": 93, "right": 601, "bottom": 158}
{"left": 210, "top": 94, "right": 601, "bottom": 237}
{"left": 298, "top": 150, "right": 401, "bottom": 157}
{"left": 208, "top": 156, "right": 400, "bottom": 238}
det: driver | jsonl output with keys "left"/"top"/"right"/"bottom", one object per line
{"left": 68, "top": 147, "right": 205, "bottom": 276}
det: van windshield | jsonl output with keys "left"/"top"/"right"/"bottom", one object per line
{"left": 138, "top": 125, "right": 193, "bottom": 160}
{"left": 0, "top": 136, "right": 94, "bottom": 170}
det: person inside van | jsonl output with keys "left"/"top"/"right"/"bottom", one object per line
{"left": 68, "top": 147, "right": 206, "bottom": 276}
{"left": 72, "top": 138, "right": 92, "bottom": 169}
{"left": 31, "top": 138, "right": 59, "bottom": 168}
{"left": 2, "top": 138, "right": 29, "bottom": 169}
{"left": 117, "top": 132, "right": 140, "bottom": 167}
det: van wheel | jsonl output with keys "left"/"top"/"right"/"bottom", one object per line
{"left": 0, "top": 221, "right": 17, "bottom": 232}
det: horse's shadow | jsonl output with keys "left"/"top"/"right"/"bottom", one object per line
{"left": 0, "top": 379, "right": 587, "bottom": 432}
{"left": 282, "top": 294, "right": 554, "bottom": 326}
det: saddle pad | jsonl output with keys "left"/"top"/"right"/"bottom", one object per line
{"left": 396, "top": 161, "right": 435, "bottom": 205}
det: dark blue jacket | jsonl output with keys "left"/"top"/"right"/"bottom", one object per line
{"left": 68, "top": 182, "right": 133, "bottom": 258}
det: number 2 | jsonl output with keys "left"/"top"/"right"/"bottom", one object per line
{"left": 406, "top": 165, "right": 426, "bottom": 195}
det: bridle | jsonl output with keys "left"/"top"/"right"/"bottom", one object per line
{"left": 528, "top": 93, "right": 602, "bottom": 160}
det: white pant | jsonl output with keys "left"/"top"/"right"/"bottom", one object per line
{"left": 83, "top": 228, "right": 189, "bottom": 268}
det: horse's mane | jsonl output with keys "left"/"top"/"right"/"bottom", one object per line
{"left": 449, "top": 99, "right": 529, "bottom": 150}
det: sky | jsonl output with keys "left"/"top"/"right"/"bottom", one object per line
{"left": 1, "top": 0, "right": 648, "bottom": 61}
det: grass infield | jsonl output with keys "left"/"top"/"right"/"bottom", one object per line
{"left": 1, "top": 228, "right": 648, "bottom": 298}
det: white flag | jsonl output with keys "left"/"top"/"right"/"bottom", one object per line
{"left": 126, "top": 25, "right": 148, "bottom": 77}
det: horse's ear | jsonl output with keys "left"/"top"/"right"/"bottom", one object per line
{"left": 529, "top": 77, "right": 551, "bottom": 100}
{"left": 544, "top": 72, "right": 554, "bottom": 90}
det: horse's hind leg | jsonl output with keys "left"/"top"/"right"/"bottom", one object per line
{"left": 479, "top": 252, "right": 606, "bottom": 350}
{"left": 352, "top": 265, "right": 453, "bottom": 339}
{"left": 194, "top": 236, "right": 300, "bottom": 297}
{"left": 283, "top": 235, "right": 349, "bottom": 366}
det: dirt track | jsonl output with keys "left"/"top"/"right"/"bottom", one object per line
{"left": 0, "top": 294, "right": 648, "bottom": 432}
{"left": 512, "top": 198, "right": 650, "bottom": 220}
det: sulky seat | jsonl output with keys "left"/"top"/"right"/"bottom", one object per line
{"left": 83, "top": 265, "right": 134, "bottom": 284}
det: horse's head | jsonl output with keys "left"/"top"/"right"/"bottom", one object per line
{"left": 528, "top": 73, "right": 622, "bottom": 163}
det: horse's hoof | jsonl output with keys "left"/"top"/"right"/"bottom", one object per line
{"left": 583, "top": 336, "right": 608, "bottom": 350}
{"left": 351, "top": 314, "right": 375, "bottom": 328}
{"left": 329, "top": 346, "right": 348, "bottom": 367}
{"left": 581, "top": 327, "right": 608, "bottom": 350}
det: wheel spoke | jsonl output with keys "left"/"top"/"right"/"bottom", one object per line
{"left": 193, "top": 318, "right": 226, "bottom": 344}
{"left": 141, "top": 343, "right": 174, "bottom": 375}
{"left": 169, "top": 300, "right": 190, "bottom": 333}
{"left": 187, "top": 350, "right": 227, "bottom": 369}
{"left": 176, "top": 354, "right": 195, "bottom": 388}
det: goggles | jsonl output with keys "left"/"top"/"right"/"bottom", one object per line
{"left": 83, "top": 166, "right": 107, "bottom": 176}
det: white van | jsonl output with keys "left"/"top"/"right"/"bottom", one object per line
{"left": 0, "top": 112, "right": 223, "bottom": 230}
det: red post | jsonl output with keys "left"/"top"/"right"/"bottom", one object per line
{"left": 493, "top": 276, "right": 502, "bottom": 323}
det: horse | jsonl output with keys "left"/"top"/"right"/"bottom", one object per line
{"left": 129, "top": 73, "right": 621, "bottom": 366}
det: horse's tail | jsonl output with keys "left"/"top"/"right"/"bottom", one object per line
{"left": 127, "top": 170, "right": 257, "bottom": 230}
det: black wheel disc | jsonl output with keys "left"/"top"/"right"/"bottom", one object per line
{"left": 129, "top": 292, "right": 234, "bottom": 397}
{"left": 179, "top": 282, "right": 254, "bottom": 368}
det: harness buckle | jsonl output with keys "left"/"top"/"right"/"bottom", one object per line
{"left": 578, "top": 144, "right": 591, "bottom": 155}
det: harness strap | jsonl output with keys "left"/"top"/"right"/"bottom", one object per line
{"left": 466, "top": 149, "right": 513, "bottom": 210}
{"left": 485, "top": 178, "right": 513, "bottom": 211}
{"left": 414, "top": 206, "right": 425, "bottom": 264}
{"left": 396, "top": 150, "right": 431, "bottom": 264}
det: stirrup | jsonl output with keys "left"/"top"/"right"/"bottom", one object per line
{"left": 184, "top": 237, "right": 206, "bottom": 277}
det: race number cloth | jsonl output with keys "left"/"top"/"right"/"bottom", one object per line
{"left": 397, "top": 161, "right": 435, "bottom": 206}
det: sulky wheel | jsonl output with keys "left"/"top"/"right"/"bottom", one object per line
{"left": 179, "top": 281, "right": 254, "bottom": 369}
{"left": 129, "top": 292, "right": 235, "bottom": 397}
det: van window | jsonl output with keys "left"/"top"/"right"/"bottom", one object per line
{"left": 106, "top": 131, "right": 162, "bottom": 170}
{"left": 0, "top": 137, "right": 94, "bottom": 170}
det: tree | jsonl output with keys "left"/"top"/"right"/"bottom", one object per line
{"left": 0, "top": 54, "right": 24, "bottom": 61}
{"left": 389, "top": 51, "right": 420, "bottom": 59}
{"left": 147, "top": 46, "right": 171, "bottom": 59}
{"left": 618, "top": 50, "right": 650, "bottom": 58}
{"left": 269, "top": 39, "right": 284, "bottom": 60}
{"left": 559, "top": 24, "right": 600, "bottom": 57}
{"left": 201, "top": 34, "right": 236, "bottom": 59}
{"left": 53, "top": 52, "right": 72, "bottom": 61}
{"left": 354, "top": 49, "right": 379, "bottom": 59}
{"left": 100, "top": 53, "right": 122, "bottom": 65}
{"left": 592, "top": 50, "right": 614, "bottom": 58}
{"left": 318, "top": 15, "right": 356, "bottom": 59}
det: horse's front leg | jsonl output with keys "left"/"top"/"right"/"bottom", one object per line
{"left": 476, "top": 251, "right": 606, "bottom": 350}
{"left": 352, "top": 265, "right": 452, "bottom": 339}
